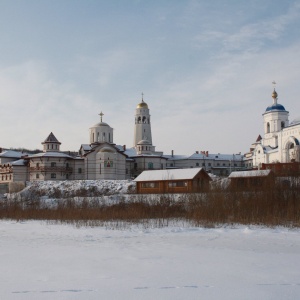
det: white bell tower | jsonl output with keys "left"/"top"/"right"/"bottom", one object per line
{"left": 133, "top": 94, "right": 155, "bottom": 154}
{"left": 262, "top": 86, "right": 289, "bottom": 148}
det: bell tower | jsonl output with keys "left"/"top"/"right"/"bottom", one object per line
{"left": 262, "top": 85, "right": 289, "bottom": 148}
{"left": 133, "top": 94, "right": 155, "bottom": 154}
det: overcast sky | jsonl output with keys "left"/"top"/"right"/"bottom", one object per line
{"left": 1, "top": 0, "right": 300, "bottom": 155}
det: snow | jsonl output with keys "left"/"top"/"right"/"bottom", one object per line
{"left": 0, "top": 221, "right": 300, "bottom": 300}
{"left": 229, "top": 170, "right": 271, "bottom": 178}
{"left": 134, "top": 168, "right": 206, "bottom": 182}
{"left": 28, "top": 152, "right": 73, "bottom": 158}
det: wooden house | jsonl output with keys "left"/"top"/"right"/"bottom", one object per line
{"left": 228, "top": 170, "right": 274, "bottom": 190}
{"left": 134, "top": 168, "right": 211, "bottom": 194}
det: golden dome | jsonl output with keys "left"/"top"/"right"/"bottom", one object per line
{"left": 136, "top": 100, "right": 148, "bottom": 109}
{"left": 272, "top": 89, "right": 278, "bottom": 99}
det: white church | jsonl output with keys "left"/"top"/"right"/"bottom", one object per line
{"left": 244, "top": 88, "right": 300, "bottom": 168}
{"left": 0, "top": 95, "right": 245, "bottom": 188}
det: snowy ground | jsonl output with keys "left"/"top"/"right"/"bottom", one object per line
{"left": 1, "top": 221, "right": 300, "bottom": 300}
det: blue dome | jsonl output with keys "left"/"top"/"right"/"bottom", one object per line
{"left": 265, "top": 103, "right": 286, "bottom": 112}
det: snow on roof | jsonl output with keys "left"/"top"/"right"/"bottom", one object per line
{"left": 229, "top": 170, "right": 272, "bottom": 178}
{"left": 28, "top": 152, "right": 74, "bottom": 159}
{"left": 11, "top": 159, "right": 26, "bottom": 166}
{"left": 81, "top": 144, "right": 92, "bottom": 151}
{"left": 124, "top": 148, "right": 138, "bottom": 157}
{"left": 164, "top": 153, "right": 243, "bottom": 161}
{"left": 134, "top": 168, "right": 208, "bottom": 182}
{"left": 0, "top": 150, "right": 24, "bottom": 158}
{"left": 263, "top": 146, "right": 278, "bottom": 154}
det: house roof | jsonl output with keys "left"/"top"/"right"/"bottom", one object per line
{"left": 134, "top": 168, "right": 210, "bottom": 182}
{"left": 228, "top": 170, "right": 272, "bottom": 178}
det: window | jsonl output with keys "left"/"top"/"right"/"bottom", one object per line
{"left": 36, "top": 174, "right": 39, "bottom": 179}
{"left": 126, "top": 168, "right": 128, "bottom": 174}
{"left": 78, "top": 168, "right": 82, "bottom": 173}
{"left": 196, "top": 163, "right": 199, "bottom": 167}
{"left": 66, "top": 174, "right": 69, "bottom": 179}
{"left": 66, "top": 163, "right": 69, "bottom": 168}
{"left": 267, "top": 122, "right": 270, "bottom": 133}
{"left": 161, "top": 164, "right": 163, "bottom": 169}
{"left": 281, "top": 121, "right": 285, "bottom": 129}
{"left": 208, "top": 163, "right": 211, "bottom": 166}
{"left": 168, "top": 181, "right": 187, "bottom": 187}
{"left": 36, "top": 163, "right": 39, "bottom": 168}
{"left": 51, "top": 162, "right": 56, "bottom": 167}
{"left": 148, "top": 162, "right": 153, "bottom": 169}
{"left": 51, "top": 173, "right": 56, "bottom": 179}
{"left": 202, "top": 163, "right": 205, "bottom": 167}
{"left": 134, "top": 163, "right": 138, "bottom": 170}
{"left": 141, "top": 182, "right": 159, "bottom": 188}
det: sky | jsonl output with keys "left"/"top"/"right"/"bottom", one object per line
{"left": 1, "top": 0, "right": 300, "bottom": 155}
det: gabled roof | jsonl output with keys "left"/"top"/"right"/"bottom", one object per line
{"left": 256, "top": 135, "right": 262, "bottom": 142}
{"left": 42, "top": 132, "right": 61, "bottom": 144}
{"left": 134, "top": 168, "right": 211, "bottom": 182}
{"left": 229, "top": 170, "right": 272, "bottom": 178}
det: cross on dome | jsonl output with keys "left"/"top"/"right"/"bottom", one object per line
{"left": 99, "top": 111, "right": 104, "bottom": 122}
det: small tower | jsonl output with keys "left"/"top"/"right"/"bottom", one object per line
{"left": 42, "top": 132, "right": 61, "bottom": 152}
{"left": 133, "top": 94, "right": 155, "bottom": 154}
{"left": 262, "top": 87, "right": 289, "bottom": 147}
{"left": 89, "top": 112, "right": 114, "bottom": 144}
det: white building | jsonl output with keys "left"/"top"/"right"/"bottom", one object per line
{"left": 245, "top": 88, "right": 300, "bottom": 168}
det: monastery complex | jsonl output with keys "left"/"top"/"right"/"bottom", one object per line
{"left": 1, "top": 87, "right": 300, "bottom": 191}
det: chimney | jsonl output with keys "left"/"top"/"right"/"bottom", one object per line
{"left": 171, "top": 150, "right": 174, "bottom": 157}
{"left": 123, "top": 145, "right": 126, "bottom": 151}
{"left": 206, "top": 151, "right": 209, "bottom": 157}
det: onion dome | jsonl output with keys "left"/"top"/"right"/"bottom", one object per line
{"left": 136, "top": 100, "right": 148, "bottom": 109}
{"left": 265, "top": 88, "right": 286, "bottom": 112}
{"left": 136, "top": 93, "right": 149, "bottom": 109}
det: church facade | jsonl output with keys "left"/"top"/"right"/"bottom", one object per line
{"left": 244, "top": 88, "right": 300, "bottom": 168}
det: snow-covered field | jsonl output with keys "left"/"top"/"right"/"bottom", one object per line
{"left": 1, "top": 221, "right": 300, "bottom": 300}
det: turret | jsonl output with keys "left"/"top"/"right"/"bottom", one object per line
{"left": 42, "top": 132, "right": 61, "bottom": 152}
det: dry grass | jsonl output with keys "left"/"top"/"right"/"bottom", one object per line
{"left": 1, "top": 178, "right": 300, "bottom": 228}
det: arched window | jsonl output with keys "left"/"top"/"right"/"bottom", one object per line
{"left": 267, "top": 122, "right": 270, "bottom": 133}
{"left": 281, "top": 121, "right": 285, "bottom": 129}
